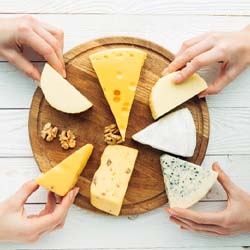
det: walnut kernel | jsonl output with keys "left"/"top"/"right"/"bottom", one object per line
{"left": 104, "top": 124, "right": 123, "bottom": 145}
{"left": 41, "top": 122, "right": 58, "bottom": 142}
{"left": 59, "top": 130, "right": 76, "bottom": 150}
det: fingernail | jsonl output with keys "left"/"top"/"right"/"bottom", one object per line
{"left": 74, "top": 187, "right": 80, "bottom": 197}
{"left": 69, "top": 190, "right": 74, "bottom": 201}
{"left": 198, "top": 94, "right": 206, "bottom": 98}
{"left": 161, "top": 67, "right": 168, "bottom": 76}
{"left": 33, "top": 72, "right": 41, "bottom": 81}
{"left": 173, "top": 73, "right": 182, "bottom": 83}
{"left": 165, "top": 208, "right": 171, "bottom": 214}
{"left": 63, "top": 69, "right": 66, "bottom": 78}
{"left": 165, "top": 208, "right": 176, "bottom": 215}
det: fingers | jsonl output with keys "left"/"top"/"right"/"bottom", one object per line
{"left": 176, "top": 33, "right": 211, "bottom": 56}
{"left": 8, "top": 180, "right": 39, "bottom": 208}
{"left": 1, "top": 48, "right": 40, "bottom": 80}
{"left": 162, "top": 32, "right": 211, "bottom": 76}
{"left": 165, "top": 207, "right": 223, "bottom": 225}
{"left": 17, "top": 27, "right": 65, "bottom": 77}
{"left": 167, "top": 40, "right": 213, "bottom": 74}
{"left": 171, "top": 48, "right": 222, "bottom": 83}
{"left": 30, "top": 187, "right": 79, "bottom": 233}
{"left": 40, "top": 22, "right": 64, "bottom": 54}
{"left": 169, "top": 216, "right": 229, "bottom": 235}
{"left": 39, "top": 192, "right": 56, "bottom": 216}
{"left": 33, "top": 26, "right": 65, "bottom": 75}
{"left": 212, "top": 162, "right": 239, "bottom": 196}
{"left": 199, "top": 64, "right": 245, "bottom": 97}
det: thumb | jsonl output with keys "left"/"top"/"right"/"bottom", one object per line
{"left": 212, "top": 162, "right": 237, "bottom": 197}
{"left": 8, "top": 180, "right": 39, "bottom": 208}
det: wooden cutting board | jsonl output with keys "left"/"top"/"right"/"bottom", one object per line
{"left": 29, "top": 36, "right": 210, "bottom": 216}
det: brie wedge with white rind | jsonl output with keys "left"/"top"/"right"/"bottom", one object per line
{"left": 40, "top": 63, "right": 92, "bottom": 113}
{"left": 160, "top": 154, "right": 218, "bottom": 208}
{"left": 132, "top": 108, "right": 196, "bottom": 157}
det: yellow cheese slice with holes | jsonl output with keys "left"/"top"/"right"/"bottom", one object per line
{"left": 89, "top": 48, "right": 147, "bottom": 140}
{"left": 90, "top": 145, "right": 138, "bottom": 216}
{"left": 36, "top": 144, "right": 93, "bottom": 196}
{"left": 150, "top": 72, "right": 207, "bottom": 119}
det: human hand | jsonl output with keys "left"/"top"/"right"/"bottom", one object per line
{"left": 165, "top": 163, "right": 250, "bottom": 235}
{"left": 0, "top": 15, "right": 65, "bottom": 80}
{"left": 0, "top": 180, "right": 79, "bottom": 243}
{"left": 163, "top": 25, "right": 250, "bottom": 97}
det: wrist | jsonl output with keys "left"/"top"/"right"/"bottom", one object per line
{"left": 242, "top": 25, "right": 250, "bottom": 66}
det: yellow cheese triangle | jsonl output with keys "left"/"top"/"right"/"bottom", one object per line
{"left": 90, "top": 48, "right": 147, "bottom": 140}
{"left": 36, "top": 144, "right": 93, "bottom": 196}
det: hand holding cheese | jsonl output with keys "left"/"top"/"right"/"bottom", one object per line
{"left": 165, "top": 163, "right": 250, "bottom": 236}
{"left": 160, "top": 154, "right": 218, "bottom": 208}
{"left": 90, "top": 48, "right": 146, "bottom": 140}
{"left": 36, "top": 144, "right": 93, "bottom": 196}
{"left": 164, "top": 27, "right": 250, "bottom": 97}
{"left": 150, "top": 72, "right": 207, "bottom": 119}
{"left": 0, "top": 180, "right": 78, "bottom": 242}
{"left": 90, "top": 145, "right": 138, "bottom": 216}
{"left": 0, "top": 16, "right": 65, "bottom": 81}
{"left": 40, "top": 63, "right": 92, "bottom": 113}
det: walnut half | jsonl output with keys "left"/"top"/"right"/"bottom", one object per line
{"left": 59, "top": 130, "right": 76, "bottom": 150}
{"left": 41, "top": 122, "right": 58, "bottom": 142}
{"left": 104, "top": 124, "right": 123, "bottom": 145}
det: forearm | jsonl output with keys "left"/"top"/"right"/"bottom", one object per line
{"left": 242, "top": 25, "right": 250, "bottom": 66}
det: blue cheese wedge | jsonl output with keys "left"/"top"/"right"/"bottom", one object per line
{"left": 160, "top": 154, "right": 218, "bottom": 208}
{"left": 132, "top": 108, "right": 196, "bottom": 157}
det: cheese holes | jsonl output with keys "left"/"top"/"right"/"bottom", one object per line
{"left": 113, "top": 96, "right": 121, "bottom": 102}
{"left": 116, "top": 71, "right": 123, "bottom": 79}
{"left": 123, "top": 102, "right": 130, "bottom": 106}
{"left": 129, "top": 82, "right": 137, "bottom": 91}
{"left": 122, "top": 107, "right": 129, "bottom": 112}
{"left": 113, "top": 89, "right": 121, "bottom": 96}
{"left": 115, "top": 52, "right": 123, "bottom": 57}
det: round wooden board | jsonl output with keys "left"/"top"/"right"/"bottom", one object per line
{"left": 29, "top": 36, "right": 210, "bottom": 216}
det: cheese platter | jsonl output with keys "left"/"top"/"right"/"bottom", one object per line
{"left": 29, "top": 36, "right": 210, "bottom": 215}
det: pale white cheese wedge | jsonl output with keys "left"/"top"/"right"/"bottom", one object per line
{"left": 132, "top": 108, "right": 196, "bottom": 157}
{"left": 160, "top": 154, "right": 218, "bottom": 208}
{"left": 150, "top": 72, "right": 207, "bottom": 119}
{"left": 40, "top": 63, "right": 92, "bottom": 113}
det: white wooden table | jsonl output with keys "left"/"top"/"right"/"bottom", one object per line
{"left": 0, "top": 1, "right": 250, "bottom": 249}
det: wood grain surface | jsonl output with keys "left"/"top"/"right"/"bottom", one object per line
{"left": 28, "top": 36, "right": 209, "bottom": 215}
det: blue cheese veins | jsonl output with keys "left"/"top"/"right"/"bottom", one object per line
{"left": 160, "top": 154, "right": 218, "bottom": 208}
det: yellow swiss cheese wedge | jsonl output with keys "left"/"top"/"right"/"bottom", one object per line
{"left": 36, "top": 144, "right": 93, "bottom": 196}
{"left": 150, "top": 72, "right": 207, "bottom": 119}
{"left": 40, "top": 63, "right": 92, "bottom": 113}
{"left": 90, "top": 145, "right": 138, "bottom": 216}
{"left": 89, "top": 48, "right": 147, "bottom": 140}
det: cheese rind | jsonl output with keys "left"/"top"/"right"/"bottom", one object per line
{"left": 90, "top": 145, "right": 138, "bottom": 216}
{"left": 132, "top": 108, "right": 196, "bottom": 157}
{"left": 89, "top": 48, "right": 147, "bottom": 140}
{"left": 40, "top": 63, "right": 92, "bottom": 113}
{"left": 36, "top": 144, "right": 93, "bottom": 196}
{"left": 150, "top": 72, "right": 207, "bottom": 119}
{"left": 160, "top": 154, "right": 218, "bottom": 208}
